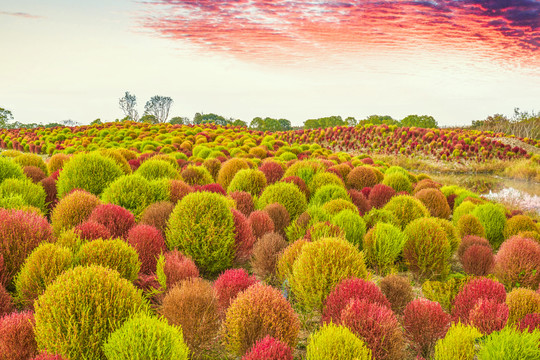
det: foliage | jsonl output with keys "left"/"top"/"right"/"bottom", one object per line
{"left": 477, "top": 326, "right": 540, "bottom": 360}
{"left": 468, "top": 299, "right": 508, "bottom": 335}
{"left": 471, "top": 203, "right": 507, "bottom": 248}
{"left": 305, "top": 323, "right": 372, "bottom": 360}
{"left": 102, "top": 314, "right": 189, "bottom": 360}
{"left": 330, "top": 209, "right": 366, "bottom": 247}
{"left": 290, "top": 237, "right": 369, "bottom": 311}
{"left": 101, "top": 175, "right": 154, "bottom": 217}
{"left": 242, "top": 336, "right": 293, "bottom": 360}
{"left": 214, "top": 268, "right": 258, "bottom": 313}
{"left": 0, "top": 177, "right": 47, "bottom": 213}
{"left": 126, "top": 224, "right": 166, "bottom": 274}
{"left": 363, "top": 222, "right": 406, "bottom": 275}
{"left": 257, "top": 181, "right": 307, "bottom": 220}
{"left": 433, "top": 322, "right": 482, "bottom": 360}
{"left": 505, "top": 287, "right": 540, "bottom": 325}
{"left": 250, "top": 232, "right": 288, "bottom": 281}
{"left": 382, "top": 195, "right": 430, "bottom": 230}
{"left": 88, "top": 204, "right": 135, "bottom": 238}
{"left": 0, "top": 156, "right": 25, "bottom": 184}
{"left": 380, "top": 274, "right": 414, "bottom": 314}
{"left": 0, "top": 310, "right": 37, "bottom": 360}
{"left": 228, "top": 168, "right": 267, "bottom": 196}
{"left": 166, "top": 191, "right": 236, "bottom": 275}
{"left": 136, "top": 159, "right": 178, "bottom": 180}
{"left": 34, "top": 265, "right": 149, "bottom": 360}
{"left": 346, "top": 166, "right": 378, "bottom": 190}
{"left": 223, "top": 283, "right": 300, "bottom": 356}
{"left": 494, "top": 236, "right": 540, "bottom": 289}
{"left": 56, "top": 152, "right": 123, "bottom": 198}
{"left": 451, "top": 277, "right": 506, "bottom": 324}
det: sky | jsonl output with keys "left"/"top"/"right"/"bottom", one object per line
{"left": 1, "top": 0, "right": 539, "bottom": 127}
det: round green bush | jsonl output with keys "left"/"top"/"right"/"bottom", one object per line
{"left": 77, "top": 238, "right": 141, "bottom": 282}
{"left": 166, "top": 191, "right": 235, "bottom": 275}
{"left": 99, "top": 149, "right": 132, "bottom": 174}
{"left": 0, "top": 177, "right": 46, "bottom": 213}
{"left": 258, "top": 182, "right": 307, "bottom": 221}
{"left": 477, "top": 326, "right": 540, "bottom": 360}
{"left": 149, "top": 178, "right": 171, "bottom": 202}
{"left": 452, "top": 201, "right": 477, "bottom": 224}
{"left": 310, "top": 184, "right": 351, "bottom": 207}
{"left": 101, "top": 175, "right": 154, "bottom": 217}
{"left": 308, "top": 172, "right": 344, "bottom": 195}
{"left": 306, "top": 323, "right": 372, "bottom": 360}
{"left": 47, "top": 153, "right": 70, "bottom": 174}
{"left": 383, "top": 195, "right": 430, "bottom": 230}
{"left": 433, "top": 218, "right": 461, "bottom": 255}
{"left": 14, "top": 153, "right": 48, "bottom": 175}
{"left": 363, "top": 208, "right": 399, "bottom": 229}
{"left": 102, "top": 314, "right": 190, "bottom": 360}
{"left": 433, "top": 322, "right": 482, "bottom": 360}
{"left": 403, "top": 217, "right": 451, "bottom": 280}
{"left": 51, "top": 190, "right": 100, "bottom": 234}
{"left": 363, "top": 222, "right": 406, "bottom": 275}
{"left": 382, "top": 172, "right": 412, "bottom": 193}
{"left": 136, "top": 159, "right": 179, "bottom": 181}
{"left": 283, "top": 160, "right": 325, "bottom": 185}
{"left": 472, "top": 203, "right": 507, "bottom": 248}
{"left": 504, "top": 215, "right": 538, "bottom": 240}
{"left": 331, "top": 209, "right": 366, "bottom": 248}
{"left": 56, "top": 152, "right": 123, "bottom": 198}
{"left": 0, "top": 155, "right": 25, "bottom": 184}
{"left": 290, "top": 237, "right": 369, "bottom": 311}
{"left": 227, "top": 168, "right": 267, "bottom": 196}
{"left": 34, "top": 265, "right": 149, "bottom": 360}
{"left": 15, "top": 243, "right": 73, "bottom": 308}
{"left": 321, "top": 198, "right": 357, "bottom": 215}
{"left": 217, "top": 158, "right": 249, "bottom": 189}
{"left": 457, "top": 213, "right": 486, "bottom": 238}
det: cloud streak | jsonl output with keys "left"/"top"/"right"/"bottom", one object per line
{"left": 141, "top": 1, "right": 540, "bottom": 66}
{"left": 0, "top": 11, "right": 41, "bottom": 19}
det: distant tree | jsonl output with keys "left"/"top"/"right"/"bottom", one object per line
{"left": 233, "top": 119, "right": 247, "bottom": 127}
{"left": 169, "top": 116, "right": 188, "bottom": 125}
{"left": 278, "top": 118, "right": 292, "bottom": 130}
{"left": 144, "top": 95, "right": 173, "bottom": 123}
{"left": 358, "top": 115, "right": 398, "bottom": 126}
{"left": 400, "top": 115, "right": 438, "bottom": 129}
{"left": 140, "top": 114, "right": 158, "bottom": 124}
{"left": 90, "top": 118, "right": 102, "bottom": 125}
{"left": 303, "top": 116, "right": 344, "bottom": 129}
{"left": 250, "top": 117, "right": 265, "bottom": 130}
{"left": 119, "top": 92, "right": 139, "bottom": 122}
{"left": 345, "top": 117, "right": 358, "bottom": 126}
{"left": 0, "top": 107, "right": 14, "bottom": 128}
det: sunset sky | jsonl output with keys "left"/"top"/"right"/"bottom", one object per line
{"left": 1, "top": 0, "right": 539, "bottom": 127}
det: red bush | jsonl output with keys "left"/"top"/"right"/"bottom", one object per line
{"left": 73, "top": 221, "right": 111, "bottom": 241}
{"left": 127, "top": 224, "right": 167, "bottom": 274}
{"left": 242, "top": 335, "right": 293, "bottom": 360}
{"left": 494, "top": 236, "right": 540, "bottom": 289}
{"left": 361, "top": 186, "right": 371, "bottom": 198}
{"left": 88, "top": 203, "right": 135, "bottom": 238}
{"left": 322, "top": 277, "right": 391, "bottom": 324}
{"left": 346, "top": 166, "right": 378, "bottom": 190}
{"left": 0, "top": 311, "right": 37, "bottom": 360}
{"left": 0, "top": 283, "right": 14, "bottom": 317}
{"left": 461, "top": 244, "right": 494, "bottom": 276}
{"left": 457, "top": 235, "right": 491, "bottom": 262}
{"left": 39, "top": 176, "right": 58, "bottom": 213}
{"left": 139, "top": 201, "right": 175, "bottom": 236}
{"left": 23, "top": 166, "right": 46, "bottom": 183}
{"left": 0, "top": 209, "right": 54, "bottom": 289}
{"left": 403, "top": 298, "right": 451, "bottom": 358}
{"left": 248, "top": 211, "right": 275, "bottom": 239}
{"left": 231, "top": 209, "right": 256, "bottom": 263}
{"left": 259, "top": 161, "right": 284, "bottom": 185}
{"left": 169, "top": 180, "right": 193, "bottom": 204}
{"left": 214, "top": 268, "right": 258, "bottom": 313}
{"left": 229, "top": 191, "right": 255, "bottom": 217}
{"left": 516, "top": 313, "right": 540, "bottom": 333}
{"left": 341, "top": 299, "right": 405, "bottom": 360}
{"left": 348, "top": 189, "right": 371, "bottom": 215}
{"left": 368, "top": 184, "right": 396, "bottom": 209}
{"left": 468, "top": 299, "right": 508, "bottom": 335}
{"left": 451, "top": 277, "right": 506, "bottom": 323}
{"left": 162, "top": 250, "right": 199, "bottom": 289}
{"left": 281, "top": 176, "right": 309, "bottom": 199}
{"left": 263, "top": 203, "right": 290, "bottom": 237}
{"left": 192, "top": 183, "right": 226, "bottom": 195}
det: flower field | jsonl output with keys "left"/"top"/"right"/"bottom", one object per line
{"left": 0, "top": 122, "right": 539, "bottom": 360}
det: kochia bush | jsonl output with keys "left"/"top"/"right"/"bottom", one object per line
{"left": 290, "top": 237, "right": 369, "bottom": 311}
{"left": 228, "top": 168, "right": 267, "bottom": 196}
{"left": 504, "top": 215, "right": 538, "bottom": 239}
{"left": 242, "top": 336, "right": 293, "bottom": 360}
{"left": 476, "top": 326, "right": 540, "bottom": 360}
{"left": 34, "top": 265, "right": 149, "bottom": 360}
{"left": 166, "top": 191, "right": 236, "bottom": 275}
{"left": 0, "top": 155, "right": 25, "bottom": 184}
{"left": 433, "top": 323, "right": 482, "bottom": 360}
{"left": 223, "top": 283, "right": 300, "bottom": 356}
{"left": 257, "top": 181, "right": 307, "bottom": 220}
{"left": 101, "top": 175, "right": 154, "bottom": 217}
{"left": 494, "top": 236, "right": 540, "bottom": 289}
{"left": 214, "top": 268, "right": 259, "bottom": 313}
{"left": 383, "top": 195, "right": 430, "bottom": 230}
{"left": 0, "top": 310, "right": 38, "bottom": 360}
{"left": 102, "top": 314, "right": 190, "bottom": 360}
{"left": 346, "top": 166, "right": 378, "bottom": 190}
{"left": 415, "top": 188, "right": 451, "bottom": 219}
{"left": 126, "top": 224, "right": 167, "bottom": 274}
{"left": 56, "top": 152, "right": 123, "bottom": 198}
{"left": 88, "top": 204, "right": 135, "bottom": 239}
{"left": 471, "top": 203, "right": 507, "bottom": 248}
{"left": 0, "top": 177, "right": 47, "bottom": 213}
{"left": 330, "top": 209, "right": 366, "bottom": 247}
{"left": 451, "top": 277, "right": 506, "bottom": 324}
{"left": 363, "top": 222, "right": 406, "bottom": 275}
{"left": 306, "top": 323, "right": 371, "bottom": 360}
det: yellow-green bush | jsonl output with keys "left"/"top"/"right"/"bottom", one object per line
{"left": 308, "top": 172, "right": 344, "bottom": 195}
{"left": 101, "top": 175, "right": 154, "bottom": 217}
{"left": 56, "top": 152, "right": 123, "bottom": 198}
{"left": 14, "top": 243, "right": 73, "bottom": 308}
{"left": 166, "top": 191, "right": 235, "bottom": 275}
{"left": 227, "top": 168, "right": 267, "bottom": 196}
{"left": 382, "top": 172, "right": 412, "bottom": 193}
{"left": 310, "top": 184, "right": 351, "bottom": 207}
{"left": 136, "top": 159, "right": 179, "bottom": 180}
{"left": 363, "top": 222, "right": 406, "bottom": 275}
{"left": 77, "top": 238, "right": 141, "bottom": 282}
{"left": 47, "top": 153, "right": 70, "bottom": 174}
{"left": 383, "top": 195, "right": 430, "bottom": 230}
{"left": 290, "top": 237, "right": 369, "bottom": 311}
{"left": 217, "top": 158, "right": 249, "bottom": 189}
{"left": 34, "top": 265, "right": 149, "bottom": 360}
{"left": 504, "top": 215, "right": 538, "bottom": 240}
{"left": 306, "top": 323, "right": 372, "bottom": 360}
{"left": 506, "top": 288, "right": 540, "bottom": 325}
{"left": 477, "top": 326, "right": 540, "bottom": 360}
{"left": 14, "top": 153, "right": 48, "bottom": 175}
{"left": 472, "top": 203, "right": 507, "bottom": 248}
{"left": 258, "top": 182, "right": 307, "bottom": 221}
{"left": 0, "top": 177, "right": 47, "bottom": 213}
{"left": 331, "top": 209, "right": 366, "bottom": 247}
{"left": 433, "top": 322, "right": 482, "bottom": 360}
{"left": 321, "top": 198, "right": 357, "bottom": 215}
{"left": 51, "top": 190, "right": 100, "bottom": 235}
{"left": 457, "top": 214, "right": 486, "bottom": 238}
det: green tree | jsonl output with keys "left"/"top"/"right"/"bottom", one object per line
{"left": 140, "top": 114, "right": 158, "bottom": 124}
{"left": 233, "top": 119, "right": 247, "bottom": 127}
{"left": 90, "top": 119, "right": 102, "bottom": 125}
{"left": 0, "top": 107, "right": 14, "bottom": 128}
{"left": 169, "top": 116, "right": 188, "bottom": 125}
{"left": 400, "top": 115, "right": 438, "bottom": 129}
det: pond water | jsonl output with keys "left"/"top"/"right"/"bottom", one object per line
{"left": 428, "top": 173, "right": 540, "bottom": 215}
